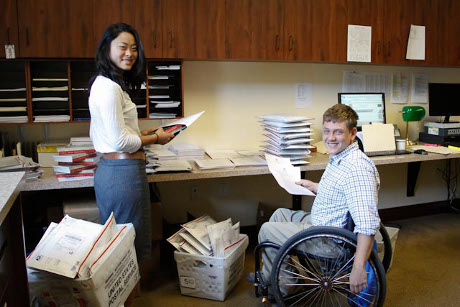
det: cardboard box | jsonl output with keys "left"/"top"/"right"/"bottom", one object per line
{"left": 174, "top": 234, "right": 248, "bottom": 301}
{"left": 376, "top": 226, "right": 399, "bottom": 271}
{"left": 28, "top": 224, "right": 140, "bottom": 307}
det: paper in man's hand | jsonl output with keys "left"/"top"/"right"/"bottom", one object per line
{"left": 265, "top": 154, "right": 315, "bottom": 196}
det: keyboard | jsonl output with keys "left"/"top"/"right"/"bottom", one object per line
{"left": 365, "top": 149, "right": 412, "bottom": 157}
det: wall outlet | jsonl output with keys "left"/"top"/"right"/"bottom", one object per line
{"left": 218, "top": 183, "right": 228, "bottom": 197}
{"left": 190, "top": 186, "right": 198, "bottom": 200}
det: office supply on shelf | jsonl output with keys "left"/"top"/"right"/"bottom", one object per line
{"left": 414, "top": 149, "right": 428, "bottom": 155}
{"left": 409, "top": 145, "right": 459, "bottom": 155}
{"left": 230, "top": 156, "right": 267, "bottom": 167}
{"left": 205, "top": 149, "right": 242, "bottom": 159}
{"left": 150, "top": 160, "right": 192, "bottom": 173}
{"left": 338, "top": 93, "right": 385, "bottom": 128}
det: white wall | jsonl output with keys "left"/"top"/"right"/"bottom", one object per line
{"left": 2, "top": 61, "right": 460, "bottom": 223}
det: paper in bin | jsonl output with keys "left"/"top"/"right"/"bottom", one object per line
{"left": 182, "top": 215, "right": 216, "bottom": 251}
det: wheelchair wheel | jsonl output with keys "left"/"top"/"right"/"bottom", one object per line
{"left": 378, "top": 223, "right": 393, "bottom": 273}
{"left": 270, "top": 226, "right": 386, "bottom": 307}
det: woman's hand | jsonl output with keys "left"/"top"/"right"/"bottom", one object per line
{"left": 140, "top": 128, "right": 174, "bottom": 146}
{"left": 295, "top": 179, "right": 319, "bottom": 194}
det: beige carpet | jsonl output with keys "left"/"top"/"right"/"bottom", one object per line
{"left": 134, "top": 212, "right": 460, "bottom": 306}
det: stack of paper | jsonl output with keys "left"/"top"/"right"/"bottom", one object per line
{"left": 70, "top": 137, "right": 93, "bottom": 147}
{"left": 52, "top": 146, "right": 98, "bottom": 181}
{"left": 0, "top": 155, "right": 43, "bottom": 180}
{"left": 169, "top": 143, "right": 205, "bottom": 160}
{"left": 259, "top": 114, "right": 314, "bottom": 165}
{"left": 167, "top": 215, "right": 241, "bottom": 258}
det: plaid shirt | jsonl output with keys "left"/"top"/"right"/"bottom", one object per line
{"left": 311, "top": 142, "right": 381, "bottom": 236}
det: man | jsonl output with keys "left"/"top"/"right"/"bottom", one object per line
{"left": 258, "top": 104, "right": 380, "bottom": 295}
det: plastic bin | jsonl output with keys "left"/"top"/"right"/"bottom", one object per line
{"left": 174, "top": 234, "right": 249, "bottom": 301}
{"left": 376, "top": 226, "right": 399, "bottom": 271}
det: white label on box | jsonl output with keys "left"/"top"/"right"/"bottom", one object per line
{"left": 428, "top": 127, "right": 439, "bottom": 135}
{"left": 180, "top": 276, "right": 196, "bottom": 289}
{"left": 5, "top": 44, "right": 15, "bottom": 59}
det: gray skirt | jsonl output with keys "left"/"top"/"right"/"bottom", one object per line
{"left": 94, "top": 158, "right": 151, "bottom": 260}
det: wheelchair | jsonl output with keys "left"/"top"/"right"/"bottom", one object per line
{"left": 252, "top": 215, "right": 392, "bottom": 307}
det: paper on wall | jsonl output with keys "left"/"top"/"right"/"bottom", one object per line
{"left": 391, "top": 72, "right": 410, "bottom": 104}
{"left": 410, "top": 73, "right": 429, "bottom": 103}
{"left": 406, "top": 25, "right": 426, "bottom": 60}
{"left": 295, "top": 83, "right": 312, "bottom": 109}
{"left": 347, "top": 25, "right": 372, "bottom": 63}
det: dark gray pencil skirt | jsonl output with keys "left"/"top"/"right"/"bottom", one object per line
{"left": 94, "top": 158, "right": 151, "bottom": 260}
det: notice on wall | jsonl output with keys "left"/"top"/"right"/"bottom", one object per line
{"left": 347, "top": 25, "right": 372, "bottom": 63}
{"left": 295, "top": 83, "right": 312, "bottom": 109}
{"left": 406, "top": 25, "right": 426, "bottom": 60}
{"left": 342, "top": 71, "right": 390, "bottom": 96}
{"left": 391, "top": 72, "right": 410, "bottom": 104}
{"left": 411, "top": 73, "right": 429, "bottom": 103}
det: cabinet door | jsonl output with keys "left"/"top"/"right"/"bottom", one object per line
{"left": 93, "top": 0, "right": 136, "bottom": 48}
{"left": 0, "top": 0, "right": 19, "bottom": 58}
{"left": 437, "top": 0, "right": 460, "bottom": 67}
{"left": 135, "top": 0, "right": 163, "bottom": 58}
{"left": 383, "top": 0, "right": 438, "bottom": 65}
{"left": 162, "top": 0, "right": 225, "bottom": 59}
{"left": 225, "top": 0, "right": 284, "bottom": 60}
{"left": 17, "top": 0, "right": 93, "bottom": 58}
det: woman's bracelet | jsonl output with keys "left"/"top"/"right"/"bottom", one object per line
{"left": 153, "top": 131, "right": 159, "bottom": 144}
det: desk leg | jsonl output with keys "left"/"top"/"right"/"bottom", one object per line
{"left": 407, "top": 161, "right": 421, "bottom": 197}
{"left": 292, "top": 171, "right": 306, "bottom": 210}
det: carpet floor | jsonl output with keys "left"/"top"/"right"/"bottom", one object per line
{"left": 134, "top": 212, "right": 460, "bottom": 306}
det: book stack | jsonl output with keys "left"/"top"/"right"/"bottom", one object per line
{"left": 52, "top": 146, "right": 99, "bottom": 181}
{"left": 259, "top": 114, "right": 314, "bottom": 165}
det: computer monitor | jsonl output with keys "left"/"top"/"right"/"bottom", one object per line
{"left": 428, "top": 83, "right": 460, "bottom": 123}
{"left": 338, "top": 93, "right": 386, "bottom": 128}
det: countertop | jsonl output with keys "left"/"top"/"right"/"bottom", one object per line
{"left": 20, "top": 151, "right": 460, "bottom": 191}
{"left": 0, "top": 172, "right": 25, "bottom": 224}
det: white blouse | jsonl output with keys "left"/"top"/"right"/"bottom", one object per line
{"left": 89, "top": 76, "right": 142, "bottom": 154}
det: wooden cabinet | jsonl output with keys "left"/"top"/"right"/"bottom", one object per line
{"left": 383, "top": 0, "right": 438, "bottom": 65}
{"left": 436, "top": 0, "right": 460, "bottom": 66}
{"left": 135, "top": 0, "right": 163, "bottom": 58}
{"left": 92, "top": 0, "right": 135, "bottom": 48}
{"left": 225, "top": 0, "right": 284, "bottom": 60}
{"left": 0, "top": 0, "right": 19, "bottom": 58}
{"left": 17, "top": 0, "right": 93, "bottom": 58}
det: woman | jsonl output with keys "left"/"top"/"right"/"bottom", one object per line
{"left": 89, "top": 23, "right": 174, "bottom": 261}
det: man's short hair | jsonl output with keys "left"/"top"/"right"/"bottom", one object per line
{"left": 323, "top": 104, "right": 359, "bottom": 131}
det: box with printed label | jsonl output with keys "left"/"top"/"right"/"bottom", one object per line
{"left": 28, "top": 224, "right": 140, "bottom": 307}
{"left": 174, "top": 234, "right": 248, "bottom": 301}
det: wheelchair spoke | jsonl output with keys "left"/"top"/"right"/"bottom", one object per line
{"left": 282, "top": 258, "right": 320, "bottom": 282}
{"left": 333, "top": 285, "right": 375, "bottom": 305}
{"left": 330, "top": 255, "right": 355, "bottom": 280}
{"left": 280, "top": 268, "right": 321, "bottom": 283}
{"left": 331, "top": 288, "right": 366, "bottom": 307}
{"left": 286, "top": 285, "right": 322, "bottom": 306}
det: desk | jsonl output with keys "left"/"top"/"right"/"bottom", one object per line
{"left": 23, "top": 151, "right": 460, "bottom": 191}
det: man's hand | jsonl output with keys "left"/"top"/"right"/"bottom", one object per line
{"left": 349, "top": 264, "right": 368, "bottom": 294}
{"left": 349, "top": 233, "right": 374, "bottom": 294}
{"left": 295, "top": 179, "right": 318, "bottom": 193}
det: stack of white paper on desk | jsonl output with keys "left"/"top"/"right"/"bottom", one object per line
{"left": 259, "top": 114, "right": 314, "bottom": 165}
{"left": 167, "top": 215, "right": 241, "bottom": 257}
{"left": 169, "top": 143, "right": 205, "bottom": 160}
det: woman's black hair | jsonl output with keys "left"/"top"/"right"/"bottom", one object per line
{"left": 89, "top": 23, "right": 146, "bottom": 94}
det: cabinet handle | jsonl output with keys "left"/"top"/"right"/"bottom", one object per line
{"left": 275, "top": 34, "right": 280, "bottom": 50}
{"left": 6, "top": 27, "right": 10, "bottom": 44}
{"left": 169, "top": 31, "right": 173, "bottom": 48}
{"left": 289, "top": 36, "right": 294, "bottom": 51}
{"left": 26, "top": 28, "right": 29, "bottom": 46}
{"left": 153, "top": 31, "right": 157, "bottom": 48}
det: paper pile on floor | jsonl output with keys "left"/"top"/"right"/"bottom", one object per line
{"left": 259, "top": 114, "right": 314, "bottom": 165}
{"left": 167, "top": 215, "right": 241, "bottom": 257}
{"left": 27, "top": 213, "right": 139, "bottom": 307}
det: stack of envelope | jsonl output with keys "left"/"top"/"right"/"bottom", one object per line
{"left": 259, "top": 114, "right": 314, "bottom": 165}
